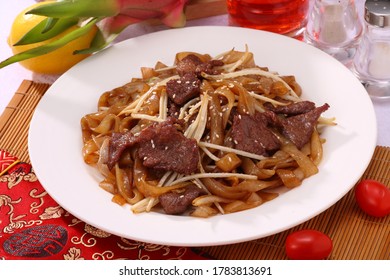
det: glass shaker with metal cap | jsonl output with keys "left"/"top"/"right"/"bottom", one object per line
{"left": 352, "top": 0, "right": 390, "bottom": 99}
{"left": 304, "top": 0, "right": 363, "bottom": 65}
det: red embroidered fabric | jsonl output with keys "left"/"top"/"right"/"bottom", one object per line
{"left": 0, "top": 150, "right": 209, "bottom": 260}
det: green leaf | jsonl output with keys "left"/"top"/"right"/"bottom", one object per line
{"left": 27, "top": 0, "right": 119, "bottom": 18}
{"left": 14, "top": 17, "right": 79, "bottom": 46}
{"left": 0, "top": 18, "right": 99, "bottom": 70}
{"left": 74, "top": 28, "right": 107, "bottom": 54}
{"left": 42, "top": 17, "right": 59, "bottom": 33}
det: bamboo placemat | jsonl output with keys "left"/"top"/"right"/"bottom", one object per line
{"left": 0, "top": 80, "right": 389, "bottom": 260}
{"left": 0, "top": 81, "right": 50, "bottom": 163}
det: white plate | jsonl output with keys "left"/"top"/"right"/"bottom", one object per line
{"left": 28, "top": 26, "right": 377, "bottom": 247}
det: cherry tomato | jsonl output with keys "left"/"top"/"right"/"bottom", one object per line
{"left": 355, "top": 179, "right": 390, "bottom": 218}
{"left": 285, "top": 229, "right": 332, "bottom": 260}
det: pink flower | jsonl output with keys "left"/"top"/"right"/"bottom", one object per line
{"left": 29, "top": 0, "right": 188, "bottom": 32}
{"left": 104, "top": 0, "right": 188, "bottom": 33}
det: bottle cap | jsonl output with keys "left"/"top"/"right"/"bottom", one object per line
{"left": 365, "top": 0, "right": 390, "bottom": 27}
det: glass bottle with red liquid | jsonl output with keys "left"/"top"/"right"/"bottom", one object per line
{"left": 226, "top": 0, "right": 310, "bottom": 37}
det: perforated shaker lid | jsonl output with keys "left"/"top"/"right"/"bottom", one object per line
{"left": 365, "top": 0, "right": 390, "bottom": 27}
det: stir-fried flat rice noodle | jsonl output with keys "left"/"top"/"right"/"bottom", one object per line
{"left": 81, "top": 47, "right": 336, "bottom": 218}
